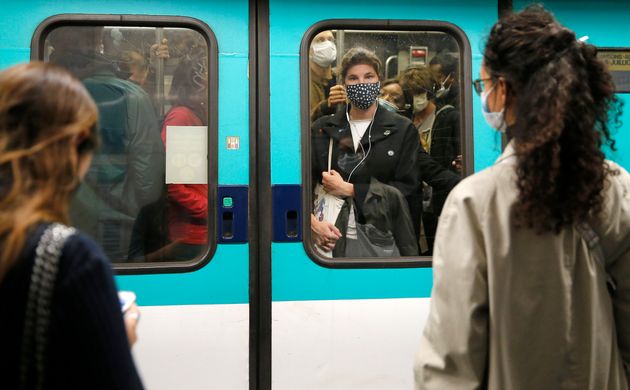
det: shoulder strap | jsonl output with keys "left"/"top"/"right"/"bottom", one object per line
{"left": 20, "top": 223, "right": 76, "bottom": 390}
{"left": 327, "top": 137, "right": 333, "bottom": 172}
{"left": 435, "top": 104, "right": 455, "bottom": 117}
{"left": 575, "top": 222, "right": 617, "bottom": 292}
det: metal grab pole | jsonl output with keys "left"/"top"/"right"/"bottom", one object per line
{"left": 155, "top": 28, "right": 165, "bottom": 117}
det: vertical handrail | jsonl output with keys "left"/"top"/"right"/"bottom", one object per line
{"left": 155, "top": 27, "right": 165, "bottom": 117}
{"left": 385, "top": 55, "right": 397, "bottom": 79}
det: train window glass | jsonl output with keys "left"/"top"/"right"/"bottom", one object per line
{"left": 38, "top": 23, "right": 215, "bottom": 266}
{"left": 305, "top": 25, "right": 470, "bottom": 264}
{"left": 598, "top": 49, "right": 630, "bottom": 93}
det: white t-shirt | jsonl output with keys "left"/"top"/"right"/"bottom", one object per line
{"left": 346, "top": 113, "right": 374, "bottom": 239}
{"left": 349, "top": 118, "right": 372, "bottom": 152}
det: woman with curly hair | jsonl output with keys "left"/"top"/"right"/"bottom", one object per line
{"left": 415, "top": 6, "right": 630, "bottom": 389}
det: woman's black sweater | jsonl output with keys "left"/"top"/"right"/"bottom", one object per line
{"left": 0, "top": 224, "right": 144, "bottom": 389}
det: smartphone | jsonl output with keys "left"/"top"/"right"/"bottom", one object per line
{"left": 118, "top": 291, "right": 137, "bottom": 313}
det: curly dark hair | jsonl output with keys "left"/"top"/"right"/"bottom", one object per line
{"left": 484, "top": 5, "right": 623, "bottom": 233}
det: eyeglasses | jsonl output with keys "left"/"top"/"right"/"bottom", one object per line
{"left": 472, "top": 78, "right": 492, "bottom": 96}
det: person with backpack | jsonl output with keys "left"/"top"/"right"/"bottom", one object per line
{"left": 399, "top": 65, "right": 461, "bottom": 254}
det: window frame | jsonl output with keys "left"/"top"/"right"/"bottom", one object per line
{"left": 301, "top": 19, "right": 473, "bottom": 269}
{"left": 597, "top": 47, "right": 630, "bottom": 94}
{"left": 31, "top": 14, "right": 219, "bottom": 275}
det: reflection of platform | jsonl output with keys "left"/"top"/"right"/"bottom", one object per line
{"left": 165, "top": 125, "right": 208, "bottom": 184}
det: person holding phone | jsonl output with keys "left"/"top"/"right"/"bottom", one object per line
{"left": 0, "top": 62, "right": 143, "bottom": 389}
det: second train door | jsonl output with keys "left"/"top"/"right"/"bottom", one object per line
{"left": 267, "top": 0, "right": 501, "bottom": 389}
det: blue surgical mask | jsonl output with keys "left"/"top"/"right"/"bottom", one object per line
{"left": 481, "top": 85, "right": 507, "bottom": 133}
{"left": 378, "top": 98, "right": 399, "bottom": 112}
{"left": 346, "top": 82, "right": 380, "bottom": 110}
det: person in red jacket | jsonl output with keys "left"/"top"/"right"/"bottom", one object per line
{"left": 161, "top": 47, "right": 209, "bottom": 260}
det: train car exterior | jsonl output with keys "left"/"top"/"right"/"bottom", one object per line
{"left": 0, "top": 0, "right": 628, "bottom": 389}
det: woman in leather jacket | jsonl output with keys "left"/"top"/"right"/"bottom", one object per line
{"left": 310, "top": 47, "right": 420, "bottom": 257}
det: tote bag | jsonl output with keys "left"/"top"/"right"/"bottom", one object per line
{"left": 313, "top": 138, "right": 345, "bottom": 256}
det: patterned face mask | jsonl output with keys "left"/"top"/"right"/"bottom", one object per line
{"left": 346, "top": 82, "right": 381, "bottom": 110}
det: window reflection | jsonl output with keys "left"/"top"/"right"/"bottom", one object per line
{"left": 43, "top": 26, "right": 210, "bottom": 263}
{"left": 309, "top": 29, "right": 463, "bottom": 258}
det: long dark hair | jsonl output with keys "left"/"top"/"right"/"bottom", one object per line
{"left": 484, "top": 5, "right": 623, "bottom": 233}
{"left": 169, "top": 46, "right": 208, "bottom": 123}
{"left": 0, "top": 62, "right": 98, "bottom": 280}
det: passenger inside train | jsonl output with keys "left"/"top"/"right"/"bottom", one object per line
{"left": 311, "top": 47, "right": 420, "bottom": 257}
{"left": 399, "top": 65, "right": 461, "bottom": 252}
{"left": 158, "top": 45, "right": 210, "bottom": 261}
{"left": 41, "top": 26, "right": 211, "bottom": 263}
{"left": 47, "top": 26, "right": 165, "bottom": 262}
{"left": 309, "top": 30, "right": 347, "bottom": 122}
{"left": 378, "top": 78, "right": 406, "bottom": 113}
{"left": 429, "top": 51, "right": 459, "bottom": 108}
{"left": 309, "top": 30, "right": 464, "bottom": 258}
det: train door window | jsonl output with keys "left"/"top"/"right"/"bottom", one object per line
{"left": 303, "top": 21, "right": 472, "bottom": 266}
{"left": 598, "top": 49, "right": 630, "bottom": 92}
{"left": 32, "top": 16, "right": 218, "bottom": 270}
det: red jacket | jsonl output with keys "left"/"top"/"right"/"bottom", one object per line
{"left": 161, "top": 106, "right": 208, "bottom": 245}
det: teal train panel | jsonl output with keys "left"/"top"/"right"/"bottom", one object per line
{"left": 269, "top": 0, "right": 500, "bottom": 301}
{"left": 0, "top": 0, "right": 251, "bottom": 306}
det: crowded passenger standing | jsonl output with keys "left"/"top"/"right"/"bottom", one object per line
{"left": 309, "top": 30, "right": 347, "bottom": 122}
{"left": 399, "top": 65, "right": 461, "bottom": 253}
{"left": 399, "top": 65, "right": 460, "bottom": 173}
{"left": 48, "top": 26, "right": 165, "bottom": 261}
{"left": 416, "top": 6, "right": 630, "bottom": 389}
{"left": 378, "top": 78, "right": 407, "bottom": 113}
{"left": 429, "top": 51, "right": 459, "bottom": 108}
{"left": 160, "top": 47, "right": 209, "bottom": 260}
{"left": 0, "top": 62, "right": 143, "bottom": 389}
{"left": 311, "top": 47, "right": 420, "bottom": 257}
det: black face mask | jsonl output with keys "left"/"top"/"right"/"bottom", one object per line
{"left": 346, "top": 82, "right": 380, "bottom": 110}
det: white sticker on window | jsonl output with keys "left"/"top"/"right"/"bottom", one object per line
{"left": 165, "top": 126, "right": 208, "bottom": 184}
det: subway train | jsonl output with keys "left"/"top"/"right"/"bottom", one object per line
{"left": 1, "top": 0, "right": 629, "bottom": 389}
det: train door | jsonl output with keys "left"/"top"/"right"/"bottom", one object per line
{"left": 0, "top": 1, "right": 252, "bottom": 389}
{"left": 266, "top": 1, "right": 501, "bottom": 389}
{"left": 513, "top": 0, "right": 630, "bottom": 170}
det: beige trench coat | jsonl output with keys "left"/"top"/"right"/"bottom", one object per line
{"left": 415, "top": 143, "right": 630, "bottom": 390}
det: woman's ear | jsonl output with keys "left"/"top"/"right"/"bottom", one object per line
{"left": 499, "top": 78, "right": 518, "bottom": 126}
{"left": 77, "top": 152, "right": 93, "bottom": 181}
{"left": 497, "top": 77, "right": 508, "bottom": 108}
{"left": 72, "top": 133, "right": 93, "bottom": 180}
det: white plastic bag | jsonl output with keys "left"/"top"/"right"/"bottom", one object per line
{"left": 312, "top": 138, "right": 345, "bottom": 257}
{"left": 313, "top": 183, "right": 344, "bottom": 225}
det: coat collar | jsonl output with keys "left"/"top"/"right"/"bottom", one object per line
{"left": 495, "top": 140, "right": 517, "bottom": 166}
